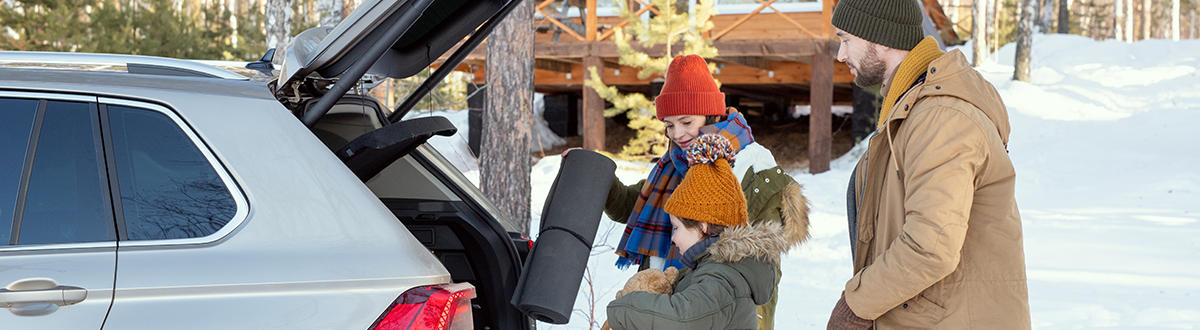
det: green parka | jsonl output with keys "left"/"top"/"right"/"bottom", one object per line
{"left": 606, "top": 222, "right": 792, "bottom": 330}
{"left": 605, "top": 142, "right": 810, "bottom": 330}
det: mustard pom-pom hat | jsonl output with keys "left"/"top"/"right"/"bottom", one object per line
{"left": 663, "top": 134, "right": 748, "bottom": 228}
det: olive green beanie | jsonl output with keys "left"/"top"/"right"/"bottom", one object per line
{"left": 831, "top": 0, "right": 925, "bottom": 51}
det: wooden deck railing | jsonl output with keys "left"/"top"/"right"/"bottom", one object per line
{"left": 533, "top": 0, "right": 829, "bottom": 42}
{"left": 711, "top": 0, "right": 820, "bottom": 39}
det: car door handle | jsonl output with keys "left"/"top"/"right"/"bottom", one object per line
{"left": 1, "top": 278, "right": 88, "bottom": 307}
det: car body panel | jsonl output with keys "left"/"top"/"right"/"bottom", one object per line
{"left": 0, "top": 245, "right": 116, "bottom": 328}
{"left": 0, "top": 70, "right": 452, "bottom": 329}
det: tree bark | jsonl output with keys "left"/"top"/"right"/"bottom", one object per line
{"left": 265, "top": 0, "right": 293, "bottom": 48}
{"left": 973, "top": 0, "right": 988, "bottom": 66}
{"left": 482, "top": 0, "right": 534, "bottom": 237}
{"left": 1057, "top": 0, "right": 1069, "bottom": 33}
{"left": 1015, "top": 0, "right": 1035, "bottom": 82}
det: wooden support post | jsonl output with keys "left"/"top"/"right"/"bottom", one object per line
{"left": 808, "top": 40, "right": 833, "bottom": 174}
{"left": 586, "top": 0, "right": 597, "bottom": 41}
{"left": 583, "top": 56, "right": 606, "bottom": 151}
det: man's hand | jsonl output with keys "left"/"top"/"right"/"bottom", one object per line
{"left": 827, "top": 292, "right": 872, "bottom": 330}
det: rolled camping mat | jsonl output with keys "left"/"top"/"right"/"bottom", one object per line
{"left": 511, "top": 149, "right": 616, "bottom": 324}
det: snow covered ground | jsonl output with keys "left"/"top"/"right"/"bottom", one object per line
{"left": 407, "top": 34, "right": 1200, "bottom": 329}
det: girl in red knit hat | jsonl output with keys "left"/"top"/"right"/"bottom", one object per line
{"left": 599, "top": 54, "right": 812, "bottom": 330}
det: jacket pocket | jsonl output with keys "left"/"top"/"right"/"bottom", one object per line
{"left": 879, "top": 294, "right": 946, "bottom": 329}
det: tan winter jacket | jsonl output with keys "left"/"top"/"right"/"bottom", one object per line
{"left": 845, "top": 49, "right": 1031, "bottom": 329}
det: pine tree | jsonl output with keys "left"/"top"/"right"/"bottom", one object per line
{"left": 0, "top": 0, "right": 101, "bottom": 51}
{"left": 583, "top": 0, "right": 718, "bottom": 161}
{"left": 482, "top": 0, "right": 534, "bottom": 235}
{"left": 1, "top": 0, "right": 268, "bottom": 60}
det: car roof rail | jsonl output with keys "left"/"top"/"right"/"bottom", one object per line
{"left": 0, "top": 51, "right": 249, "bottom": 80}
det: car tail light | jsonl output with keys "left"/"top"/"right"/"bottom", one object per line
{"left": 369, "top": 282, "right": 476, "bottom": 330}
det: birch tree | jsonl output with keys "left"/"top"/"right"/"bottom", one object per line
{"left": 265, "top": 0, "right": 293, "bottom": 48}
{"left": 1016, "top": 0, "right": 1036, "bottom": 82}
{"left": 1115, "top": 0, "right": 1123, "bottom": 40}
{"left": 1041, "top": 0, "right": 1055, "bottom": 31}
{"left": 973, "top": 0, "right": 988, "bottom": 66}
{"left": 1172, "top": 0, "right": 1180, "bottom": 40}
{"left": 1143, "top": 0, "right": 1151, "bottom": 39}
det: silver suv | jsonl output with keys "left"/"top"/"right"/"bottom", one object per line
{"left": 0, "top": 0, "right": 613, "bottom": 329}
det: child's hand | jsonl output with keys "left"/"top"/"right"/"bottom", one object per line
{"left": 560, "top": 147, "right": 582, "bottom": 157}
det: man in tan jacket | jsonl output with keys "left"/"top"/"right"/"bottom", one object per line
{"left": 824, "top": 0, "right": 1031, "bottom": 329}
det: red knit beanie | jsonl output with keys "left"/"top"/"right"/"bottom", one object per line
{"left": 655, "top": 55, "right": 726, "bottom": 119}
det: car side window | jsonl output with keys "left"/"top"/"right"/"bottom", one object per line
{"left": 107, "top": 105, "right": 236, "bottom": 240}
{"left": 0, "top": 98, "right": 40, "bottom": 245}
{"left": 18, "top": 101, "right": 116, "bottom": 245}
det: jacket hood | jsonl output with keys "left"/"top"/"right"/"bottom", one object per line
{"left": 894, "top": 49, "right": 1012, "bottom": 146}
{"left": 779, "top": 181, "right": 811, "bottom": 248}
{"left": 705, "top": 221, "right": 790, "bottom": 305}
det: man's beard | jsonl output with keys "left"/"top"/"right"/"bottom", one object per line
{"left": 853, "top": 46, "right": 887, "bottom": 87}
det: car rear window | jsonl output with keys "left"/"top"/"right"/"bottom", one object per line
{"left": 18, "top": 101, "right": 115, "bottom": 245}
{"left": 0, "top": 98, "right": 39, "bottom": 244}
{"left": 107, "top": 105, "right": 237, "bottom": 240}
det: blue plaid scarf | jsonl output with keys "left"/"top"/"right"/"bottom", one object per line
{"left": 614, "top": 112, "right": 754, "bottom": 270}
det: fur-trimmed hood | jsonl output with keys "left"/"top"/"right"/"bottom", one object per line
{"left": 696, "top": 221, "right": 792, "bottom": 306}
{"left": 709, "top": 220, "right": 791, "bottom": 266}
{"left": 779, "top": 181, "right": 811, "bottom": 248}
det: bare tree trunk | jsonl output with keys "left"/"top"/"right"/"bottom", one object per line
{"left": 1171, "top": 0, "right": 1180, "bottom": 40}
{"left": 1058, "top": 0, "right": 1070, "bottom": 32}
{"left": 1115, "top": 0, "right": 1123, "bottom": 40}
{"left": 482, "top": 0, "right": 534, "bottom": 237}
{"left": 1143, "top": 0, "right": 1151, "bottom": 39}
{"left": 973, "top": 0, "right": 988, "bottom": 66}
{"left": 988, "top": 0, "right": 998, "bottom": 54}
{"left": 265, "top": 0, "right": 293, "bottom": 48}
{"left": 1041, "top": 0, "right": 1055, "bottom": 32}
{"left": 1016, "top": 0, "right": 1035, "bottom": 82}
{"left": 1126, "top": 0, "right": 1134, "bottom": 41}
{"left": 317, "top": 0, "right": 342, "bottom": 27}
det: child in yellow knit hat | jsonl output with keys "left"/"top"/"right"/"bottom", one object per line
{"left": 605, "top": 134, "right": 792, "bottom": 330}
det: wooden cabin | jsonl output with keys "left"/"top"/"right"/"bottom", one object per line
{"left": 452, "top": 0, "right": 956, "bottom": 173}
